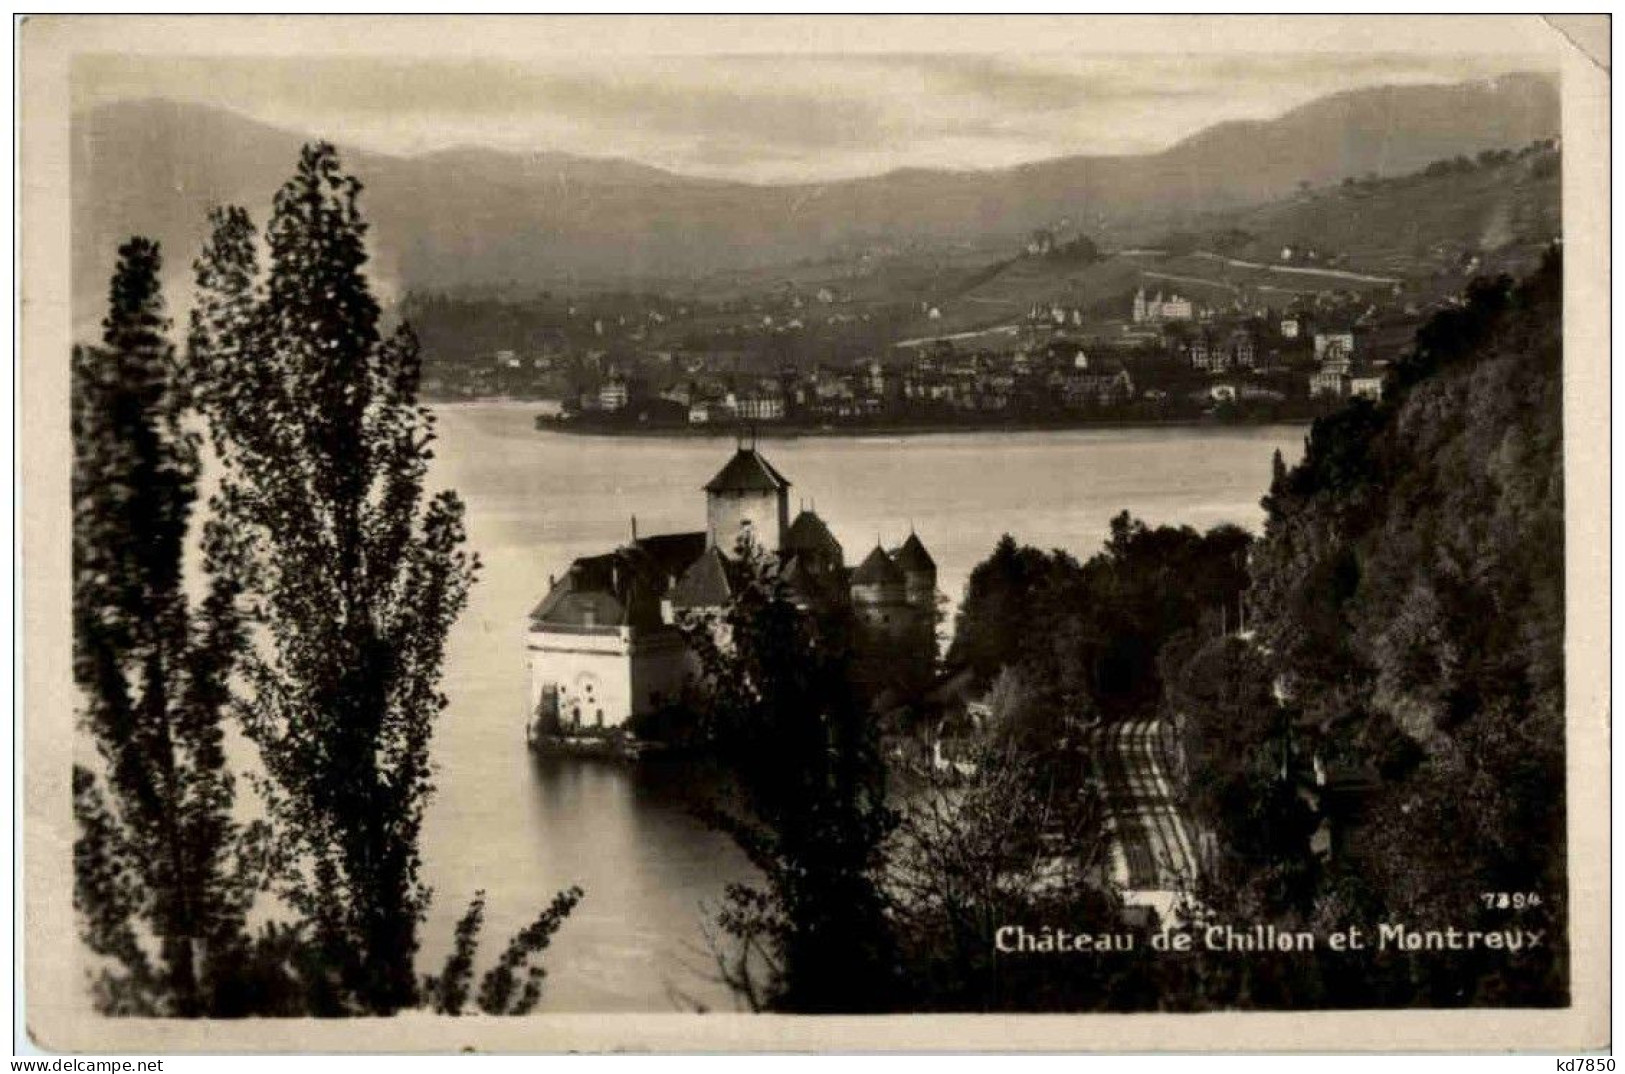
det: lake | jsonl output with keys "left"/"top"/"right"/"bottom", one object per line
{"left": 414, "top": 403, "right": 1308, "bottom": 1012}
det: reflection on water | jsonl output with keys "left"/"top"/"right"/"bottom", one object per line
{"left": 415, "top": 404, "right": 1307, "bottom": 1011}
{"left": 514, "top": 754, "right": 749, "bottom": 1012}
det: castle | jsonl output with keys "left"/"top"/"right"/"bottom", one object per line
{"left": 526, "top": 444, "right": 937, "bottom": 733}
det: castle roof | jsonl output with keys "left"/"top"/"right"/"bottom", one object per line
{"left": 892, "top": 531, "right": 936, "bottom": 573}
{"left": 529, "top": 575, "right": 626, "bottom": 628}
{"left": 668, "top": 545, "right": 738, "bottom": 610}
{"left": 704, "top": 448, "right": 790, "bottom": 494}
{"left": 628, "top": 531, "right": 707, "bottom": 580}
{"left": 851, "top": 544, "right": 905, "bottom": 587}
{"left": 530, "top": 529, "right": 708, "bottom": 632}
{"left": 530, "top": 551, "right": 665, "bottom": 630}
{"left": 785, "top": 509, "right": 842, "bottom": 557}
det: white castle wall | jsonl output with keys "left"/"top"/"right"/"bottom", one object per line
{"left": 707, "top": 488, "right": 787, "bottom": 555}
{"left": 627, "top": 630, "right": 690, "bottom": 716}
{"left": 528, "top": 627, "right": 633, "bottom": 729}
{"left": 528, "top": 625, "right": 693, "bottom": 730}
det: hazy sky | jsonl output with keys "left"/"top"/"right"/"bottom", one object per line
{"left": 76, "top": 52, "right": 1549, "bottom": 184}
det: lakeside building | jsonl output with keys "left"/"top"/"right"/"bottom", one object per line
{"left": 598, "top": 375, "right": 630, "bottom": 412}
{"left": 1228, "top": 328, "right": 1258, "bottom": 370}
{"left": 526, "top": 444, "right": 936, "bottom": 732}
{"left": 736, "top": 387, "right": 786, "bottom": 422}
{"left": 1309, "top": 367, "right": 1350, "bottom": 399}
{"left": 1190, "top": 326, "right": 1258, "bottom": 374}
{"left": 1061, "top": 360, "right": 1136, "bottom": 407}
{"left": 1348, "top": 368, "right": 1386, "bottom": 401}
{"left": 1310, "top": 363, "right": 1385, "bottom": 401}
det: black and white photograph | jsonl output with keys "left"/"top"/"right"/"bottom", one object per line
{"left": 17, "top": 14, "right": 1611, "bottom": 1054}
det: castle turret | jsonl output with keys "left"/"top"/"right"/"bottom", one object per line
{"left": 850, "top": 543, "right": 908, "bottom": 628}
{"left": 785, "top": 508, "right": 844, "bottom": 579}
{"left": 892, "top": 531, "right": 937, "bottom": 612}
{"left": 704, "top": 446, "right": 790, "bottom": 557}
{"left": 850, "top": 541, "right": 936, "bottom": 700}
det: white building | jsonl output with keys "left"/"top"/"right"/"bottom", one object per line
{"left": 1132, "top": 288, "right": 1194, "bottom": 324}
{"left": 526, "top": 539, "right": 699, "bottom": 731}
{"left": 598, "top": 376, "right": 630, "bottom": 412}
{"left": 1349, "top": 370, "right": 1385, "bottom": 401}
{"left": 737, "top": 391, "right": 786, "bottom": 422}
{"left": 1309, "top": 369, "right": 1349, "bottom": 399}
{"left": 1313, "top": 330, "right": 1356, "bottom": 367}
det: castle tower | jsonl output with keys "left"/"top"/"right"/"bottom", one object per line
{"left": 892, "top": 531, "right": 937, "bottom": 613}
{"left": 704, "top": 445, "right": 791, "bottom": 557}
{"left": 851, "top": 541, "right": 937, "bottom": 701}
{"left": 784, "top": 507, "right": 845, "bottom": 580}
{"left": 850, "top": 543, "right": 909, "bottom": 629}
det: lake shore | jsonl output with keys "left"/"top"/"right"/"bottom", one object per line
{"left": 526, "top": 413, "right": 1315, "bottom": 440}
{"left": 416, "top": 402, "right": 1307, "bottom": 1011}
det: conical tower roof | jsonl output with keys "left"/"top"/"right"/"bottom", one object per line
{"left": 785, "top": 509, "right": 841, "bottom": 557}
{"left": 851, "top": 544, "right": 904, "bottom": 586}
{"left": 893, "top": 531, "right": 935, "bottom": 573}
{"left": 704, "top": 448, "right": 790, "bottom": 493}
{"left": 669, "top": 545, "right": 735, "bottom": 609}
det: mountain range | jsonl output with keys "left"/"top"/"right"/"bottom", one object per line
{"left": 72, "top": 72, "right": 1558, "bottom": 330}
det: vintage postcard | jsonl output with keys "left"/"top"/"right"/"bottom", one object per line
{"left": 18, "top": 14, "right": 1610, "bottom": 1053}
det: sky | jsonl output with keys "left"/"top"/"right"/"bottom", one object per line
{"left": 74, "top": 51, "right": 1550, "bottom": 184}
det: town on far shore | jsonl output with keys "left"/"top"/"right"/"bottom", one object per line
{"left": 407, "top": 141, "right": 1559, "bottom": 433}
{"left": 462, "top": 273, "right": 1405, "bottom": 434}
{"left": 548, "top": 284, "right": 1390, "bottom": 433}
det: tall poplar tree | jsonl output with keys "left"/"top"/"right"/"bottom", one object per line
{"left": 187, "top": 144, "right": 480, "bottom": 1014}
{"left": 71, "top": 238, "right": 252, "bottom": 1015}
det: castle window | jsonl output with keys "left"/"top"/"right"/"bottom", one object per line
{"left": 595, "top": 709, "right": 604, "bottom": 726}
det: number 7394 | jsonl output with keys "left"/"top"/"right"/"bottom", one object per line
{"left": 1480, "top": 892, "right": 1542, "bottom": 910}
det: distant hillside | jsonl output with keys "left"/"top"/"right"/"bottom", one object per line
{"left": 72, "top": 73, "right": 1557, "bottom": 336}
{"left": 905, "top": 142, "right": 1559, "bottom": 339}
{"left": 1195, "top": 145, "right": 1561, "bottom": 276}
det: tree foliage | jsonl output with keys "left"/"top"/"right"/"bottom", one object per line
{"left": 73, "top": 144, "right": 579, "bottom": 1018}
{"left": 70, "top": 239, "right": 263, "bottom": 1015}
{"left": 679, "top": 540, "right": 898, "bottom": 1012}
{"left": 886, "top": 741, "right": 1130, "bottom": 1010}
{"left": 187, "top": 142, "right": 484, "bottom": 1014}
{"left": 1158, "top": 632, "right": 1319, "bottom": 930}
{"left": 422, "top": 886, "right": 584, "bottom": 1016}
{"left": 949, "top": 519, "right": 1252, "bottom": 721}
{"left": 1233, "top": 248, "right": 1567, "bottom": 1005}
